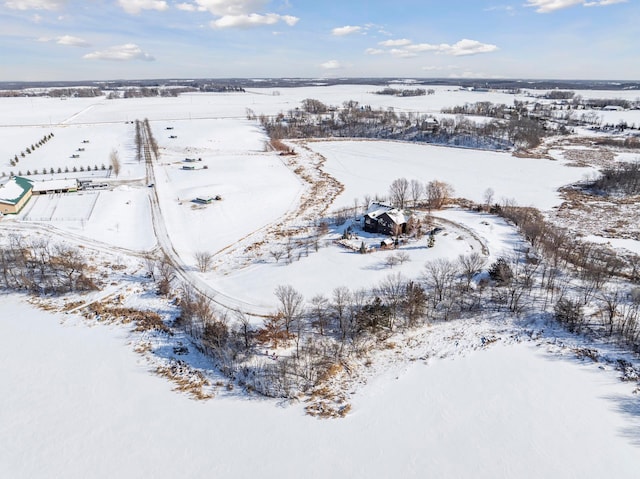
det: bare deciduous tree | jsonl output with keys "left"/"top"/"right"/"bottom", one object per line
{"left": 109, "top": 149, "right": 121, "bottom": 177}
{"left": 410, "top": 179, "right": 424, "bottom": 207}
{"left": 270, "top": 249, "right": 284, "bottom": 263}
{"left": 194, "top": 250, "right": 214, "bottom": 273}
{"left": 424, "top": 258, "right": 459, "bottom": 305}
{"left": 376, "top": 272, "right": 406, "bottom": 330}
{"left": 458, "top": 252, "right": 486, "bottom": 290}
{"left": 332, "top": 286, "right": 351, "bottom": 340}
{"left": 235, "top": 311, "right": 253, "bottom": 351}
{"left": 310, "top": 294, "right": 329, "bottom": 336}
{"left": 426, "top": 180, "right": 454, "bottom": 210}
{"left": 274, "top": 285, "right": 304, "bottom": 335}
{"left": 483, "top": 187, "right": 495, "bottom": 210}
{"left": 157, "top": 255, "right": 175, "bottom": 296}
{"left": 389, "top": 177, "right": 410, "bottom": 209}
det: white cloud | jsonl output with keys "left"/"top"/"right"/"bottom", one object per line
{"left": 83, "top": 44, "right": 155, "bottom": 61}
{"left": 443, "top": 39, "right": 498, "bottom": 56}
{"left": 332, "top": 25, "right": 362, "bottom": 36}
{"left": 211, "top": 12, "right": 298, "bottom": 28}
{"left": 379, "top": 38, "right": 412, "bottom": 47}
{"left": 365, "top": 48, "right": 384, "bottom": 55}
{"left": 320, "top": 60, "right": 341, "bottom": 70}
{"left": 484, "top": 5, "right": 515, "bottom": 12}
{"left": 176, "top": 2, "right": 198, "bottom": 11}
{"left": 525, "top": 0, "right": 626, "bottom": 13}
{"left": 390, "top": 48, "right": 417, "bottom": 58}
{"left": 117, "top": 0, "right": 168, "bottom": 14}
{"left": 57, "top": 35, "right": 90, "bottom": 47}
{"left": 585, "top": 0, "right": 627, "bottom": 6}
{"left": 376, "top": 39, "right": 497, "bottom": 58}
{"left": 39, "top": 35, "right": 91, "bottom": 47}
{"left": 406, "top": 43, "right": 440, "bottom": 53}
{"left": 193, "top": 0, "right": 267, "bottom": 16}
{"left": 4, "top": 0, "right": 65, "bottom": 10}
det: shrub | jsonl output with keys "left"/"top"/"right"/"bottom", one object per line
{"left": 554, "top": 297, "right": 584, "bottom": 333}
{"left": 488, "top": 257, "right": 513, "bottom": 285}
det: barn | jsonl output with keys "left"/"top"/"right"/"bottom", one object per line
{"left": 31, "top": 178, "right": 79, "bottom": 195}
{"left": 0, "top": 176, "right": 34, "bottom": 215}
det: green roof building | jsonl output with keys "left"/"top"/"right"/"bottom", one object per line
{"left": 0, "top": 176, "right": 34, "bottom": 215}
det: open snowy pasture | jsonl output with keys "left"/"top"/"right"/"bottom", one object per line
{"left": 308, "top": 139, "right": 598, "bottom": 210}
{"left": 0, "top": 121, "right": 138, "bottom": 179}
{"left": 151, "top": 118, "right": 303, "bottom": 262}
{"left": 1, "top": 295, "right": 638, "bottom": 479}
{"left": 0, "top": 96, "right": 102, "bottom": 126}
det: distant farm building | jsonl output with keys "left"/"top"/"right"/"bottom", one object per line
{"left": 78, "top": 180, "right": 108, "bottom": 190}
{"left": 363, "top": 202, "right": 410, "bottom": 236}
{"left": 32, "top": 178, "right": 79, "bottom": 195}
{"left": 194, "top": 195, "right": 221, "bottom": 204}
{"left": 0, "top": 176, "right": 33, "bottom": 214}
{"left": 0, "top": 177, "right": 83, "bottom": 215}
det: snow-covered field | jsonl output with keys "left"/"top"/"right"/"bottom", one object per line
{"left": 1, "top": 85, "right": 640, "bottom": 476}
{"left": 310, "top": 139, "right": 598, "bottom": 210}
{"left": 1, "top": 295, "right": 638, "bottom": 479}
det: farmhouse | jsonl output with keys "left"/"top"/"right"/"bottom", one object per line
{"left": 363, "top": 202, "right": 410, "bottom": 236}
{"left": 0, "top": 176, "right": 33, "bottom": 215}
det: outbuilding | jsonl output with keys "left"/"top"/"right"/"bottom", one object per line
{"left": 0, "top": 176, "right": 34, "bottom": 215}
{"left": 31, "top": 178, "right": 79, "bottom": 195}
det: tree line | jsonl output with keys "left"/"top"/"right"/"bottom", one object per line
{"left": 374, "top": 88, "right": 428, "bottom": 97}
{"left": 257, "top": 98, "right": 551, "bottom": 151}
{"left": 590, "top": 161, "right": 640, "bottom": 196}
{"left": 0, "top": 234, "right": 98, "bottom": 294}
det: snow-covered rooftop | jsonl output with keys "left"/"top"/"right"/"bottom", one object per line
{"left": 0, "top": 176, "right": 33, "bottom": 205}
{"left": 31, "top": 178, "right": 78, "bottom": 193}
{"left": 365, "top": 201, "right": 409, "bottom": 224}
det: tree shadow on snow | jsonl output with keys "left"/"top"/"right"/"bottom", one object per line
{"left": 604, "top": 393, "right": 640, "bottom": 447}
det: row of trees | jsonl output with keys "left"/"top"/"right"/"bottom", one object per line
{"left": 388, "top": 178, "right": 455, "bottom": 210}
{"left": 167, "top": 243, "right": 575, "bottom": 398}
{"left": 4, "top": 164, "right": 110, "bottom": 178}
{"left": 8, "top": 133, "right": 54, "bottom": 167}
{"left": 259, "top": 99, "right": 550, "bottom": 150}
{"left": 536, "top": 90, "right": 634, "bottom": 110}
{"left": 374, "top": 88, "right": 429, "bottom": 97}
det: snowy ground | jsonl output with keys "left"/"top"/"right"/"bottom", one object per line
{"left": 1, "top": 295, "right": 638, "bottom": 479}
{"left": 309, "top": 139, "right": 598, "bottom": 210}
{"left": 1, "top": 85, "right": 640, "bottom": 476}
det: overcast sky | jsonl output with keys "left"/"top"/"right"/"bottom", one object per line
{"left": 0, "top": 0, "right": 637, "bottom": 81}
